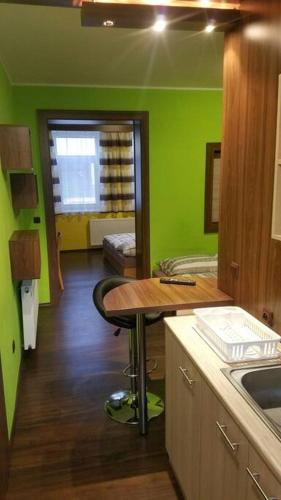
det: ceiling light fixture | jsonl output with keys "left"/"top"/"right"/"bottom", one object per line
{"left": 152, "top": 16, "right": 167, "bottom": 33}
{"left": 200, "top": 0, "right": 210, "bottom": 6}
{"left": 205, "top": 22, "right": 215, "bottom": 33}
{"left": 102, "top": 19, "right": 115, "bottom": 27}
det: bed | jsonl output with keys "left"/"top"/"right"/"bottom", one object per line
{"left": 153, "top": 254, "right": 218, "bottom": 282}
{"left": 103, "top": 232, "right": 136, "bottom": 278}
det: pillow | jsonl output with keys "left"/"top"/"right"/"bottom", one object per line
{"left": 159, "top": 254, "right": 218, "bottom": 276}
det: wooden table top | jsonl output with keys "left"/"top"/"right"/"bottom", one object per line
{"left": 104, "top": 276, "right": 234, "bottom": 316}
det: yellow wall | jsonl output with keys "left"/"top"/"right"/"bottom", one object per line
{"left": 55, "top": 212, "right": 135, "bottom": 251}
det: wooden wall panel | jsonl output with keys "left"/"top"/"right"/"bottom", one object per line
{"left": 218, "top": 0, "right": 281, "bottom": 331}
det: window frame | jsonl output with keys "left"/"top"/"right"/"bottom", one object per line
{"left": 204, "top": 142, "right": 221, "bottom": 234}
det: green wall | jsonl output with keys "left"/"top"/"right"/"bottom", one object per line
{"left": 0, "top": 63, "right": 22, "bottom": 435}
{"left": 0, "top": 78, "right": 222, "bottom": 433}
{"left": 13, "top": 85, "right": 222, "bottom": 305}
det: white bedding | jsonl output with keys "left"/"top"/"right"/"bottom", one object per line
{"left": 104, "top": 232, "right": 136, "bottom": 257}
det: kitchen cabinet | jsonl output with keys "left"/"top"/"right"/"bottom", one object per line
{"left": 165, "top": 330, "right": 201, "bottom": 500}
{"left": 246, "top": 446, "right": 281, "bottom": 500}
{"left": 165, "top": 318, "right": 281, "bottom": 500}
{"left": 199, "top": 379, "right": 248, "bottom": 500}
{"left": 10, "top": 173, "right": 38, "bottom": 210}
{"left": 9, "top": 230, "right": 41, "bottom": 280}
{"left": 0, "top": 125, "right": 33, "bottom": 171}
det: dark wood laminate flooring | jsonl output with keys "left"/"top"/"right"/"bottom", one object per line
{"left": 7, "top": 250, "right": 181, "bottom": 500}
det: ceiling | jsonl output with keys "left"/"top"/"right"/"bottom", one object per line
{"left": 0, "top": 3, "right": 224, "bottom": 88}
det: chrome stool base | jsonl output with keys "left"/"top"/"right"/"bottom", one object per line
{"left": 105, "top": 390, "right": 164, "bottom": 425}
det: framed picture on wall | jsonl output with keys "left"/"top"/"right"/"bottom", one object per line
{"left": 204, "top": 142, "right": 221, "bottom": 233}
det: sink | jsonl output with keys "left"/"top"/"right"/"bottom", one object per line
{"left": 222, "top": 364, "right": 281, "bottom": 440}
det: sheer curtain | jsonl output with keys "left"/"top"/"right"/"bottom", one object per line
{"left": 50, "top": 129, "right": 100, "bottom": 214}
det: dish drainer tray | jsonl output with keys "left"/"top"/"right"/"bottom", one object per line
{"left": 193, "top": 306, "right": 280, "bottom": 363}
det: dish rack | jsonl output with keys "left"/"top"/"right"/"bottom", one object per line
{"left": 193, "top": 306, "right": 281, "bottom": 363}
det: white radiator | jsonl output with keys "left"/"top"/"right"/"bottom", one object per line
{"left": 21, "top": 280, "right": 39, "bottom": 350}
{"left": 89, "top": 217, "right": 135, "bottom": 246}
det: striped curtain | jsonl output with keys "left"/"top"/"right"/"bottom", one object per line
{"left": 49, "top": 130, "right": 63, "bottom": 214}
{"left": 99, "top": 132, "right": 135, "bottom": 212}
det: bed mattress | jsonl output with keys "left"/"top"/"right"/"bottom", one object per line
{"left": 103, "top": 232, "right": 136, "bottom": 257}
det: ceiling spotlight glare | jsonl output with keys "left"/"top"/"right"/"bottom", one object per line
{"left": 152, "top": 17, "right": 167, "bottom": 33}
{"left": 205, "top": 23, "right": 215, "bottom": 33}
{"left": 200, "top": 0, "right": 210, "bottom": 6}
{"left": 102, "top": 19, "right": 114, "bottom": 27}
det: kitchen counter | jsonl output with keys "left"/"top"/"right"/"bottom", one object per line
{"left": 165, "top": 315, "right": 281, "bottom": 482}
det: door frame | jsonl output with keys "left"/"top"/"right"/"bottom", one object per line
{"left": 38, "top": 109, "right": 150, "bottom": 305}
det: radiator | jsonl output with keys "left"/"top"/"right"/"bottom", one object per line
{"left": 89, "top": 217, "right": 135, "bottom": 246}
{"left": 21, "top": 280, "right": 39, "bottom": 350}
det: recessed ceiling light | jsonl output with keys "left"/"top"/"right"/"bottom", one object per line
{"left": 205, "top": 22, "right": 215, "bottom": 33}
{"left": 152, "top": 16, "right": 167, "bottom": 33}
{"left": 102, "top": 19, "right": 115, "bottom": 27}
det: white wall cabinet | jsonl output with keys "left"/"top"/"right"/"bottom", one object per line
{"left": 165, "top": 327, "right": 281, "bottom": 500}
{"left": 272, "top": 74, "right": 281, "bottom": 240}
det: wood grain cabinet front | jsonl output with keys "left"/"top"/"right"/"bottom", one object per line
{"left": 0, "top": 125, "right": 33, "bottom": 171}
{"left": 246, "top": 446, "right": 281, "bottom": 500}
{"left": 165, "top": 330, "right": 201, "bottom": 500}
{"left": 9, "top": 230, "right": 41, "bottom": 281}
{"left": 199, "top": 379, "right": 248, "bottom": 500}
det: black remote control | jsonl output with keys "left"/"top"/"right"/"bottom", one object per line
{"left": 160, "top": 277, "right": 196, "bottom": 286}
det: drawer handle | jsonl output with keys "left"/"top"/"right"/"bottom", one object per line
{"left": 246, "top": 468, "right": 278, "bottom": 500}
{"left": 179, "top": 366, "right": 194, "bottom": 386}
{"left": 216, "top": 421, "right": 239, "bottom": 453}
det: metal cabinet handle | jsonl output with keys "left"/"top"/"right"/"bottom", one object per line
{"left": 216, "top": 421, "right": 240, "bottom": 453}
{"left": 179, "top": 366, "right": 194, "bottom": 386}
{"left": 246, "top": 468, "right": 278, "bottom": 500}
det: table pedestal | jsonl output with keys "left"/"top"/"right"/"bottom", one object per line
{"left": 136, "top": 313, "right": 148, "bottom": 435}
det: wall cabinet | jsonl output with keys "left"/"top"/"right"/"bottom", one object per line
{"left": 9, "top": 230, "right": 41, "bottom": 281}
{"left": 0, "top": 125, "right": 33, "bottom": 171}
{"left": 10, "top": 173, "right": 38, "bottom": 210}
{"left": 166, "top": 328, "right": 281, "bottom": 500}
{"left": 272, "top": 74, "right": 281, "bottom": 241}
{"left": 166, "top": 330, "right": 201, "bottom": 500}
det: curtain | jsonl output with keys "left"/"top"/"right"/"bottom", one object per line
{"left": 49, "top": 130, "right": 100, "bottom": 214}
{"left": 49, "top": 130, "right": 62, "bottom": 214}
{"left": 99, "top": 132, "right": 135, "bottom": 212}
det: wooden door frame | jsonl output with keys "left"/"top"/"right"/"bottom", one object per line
{"left": 38, "top": 109, "right": 150, "bottom": 306}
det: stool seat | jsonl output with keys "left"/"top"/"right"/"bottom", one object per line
{"left": 93, "top": 276, "right": 163, "bottom": 329}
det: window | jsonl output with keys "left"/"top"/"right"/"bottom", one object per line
{"left": 204, "top": 142, "right": 221, "bottom": 233}
{"left": 52, "top": 130, "right": 100, "bottom": 213}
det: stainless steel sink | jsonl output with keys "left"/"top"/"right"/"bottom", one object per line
{"left": 222, "top": 364, "right": 281, "bottom": 440}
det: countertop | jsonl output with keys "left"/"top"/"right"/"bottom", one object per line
{"left": 164, "top": 315, "right": 281, "bottom": 482}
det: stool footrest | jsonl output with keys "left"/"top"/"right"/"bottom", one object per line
{"left": 122, "top": 358, "right": 158, "bottom": 378}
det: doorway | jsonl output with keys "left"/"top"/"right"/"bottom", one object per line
{"left": 38, "top": 110, "right": 150, "bottom": 305}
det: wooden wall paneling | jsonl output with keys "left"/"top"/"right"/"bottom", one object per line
{"left": 219, "top": 0, "right": 281, "bottom": 331}
{"left": 218, "top": 28, "right": 247, "bottom": 302}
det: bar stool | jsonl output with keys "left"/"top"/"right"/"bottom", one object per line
{"left": 93, "top": 276, "right": 164, "bottom": 425}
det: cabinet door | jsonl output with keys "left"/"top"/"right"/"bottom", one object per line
{"left": 199, "top": 379, "right": 248, "bottom": 500}
{"left": 246, "top": 445, "right": 281, "bottom": 500}
{"left": 0, "top": 125, "right": 33, "bottom": 171}
{"left": 165, "top": 329, "right": 201, "bottom": 500}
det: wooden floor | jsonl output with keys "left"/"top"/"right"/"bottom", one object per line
{"left": 7, "top": 250, "right": 181, "bottom": 500}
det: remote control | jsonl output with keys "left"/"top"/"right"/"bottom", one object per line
{"left": 160, "top": 277, "right": 196, "bottom": 286}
